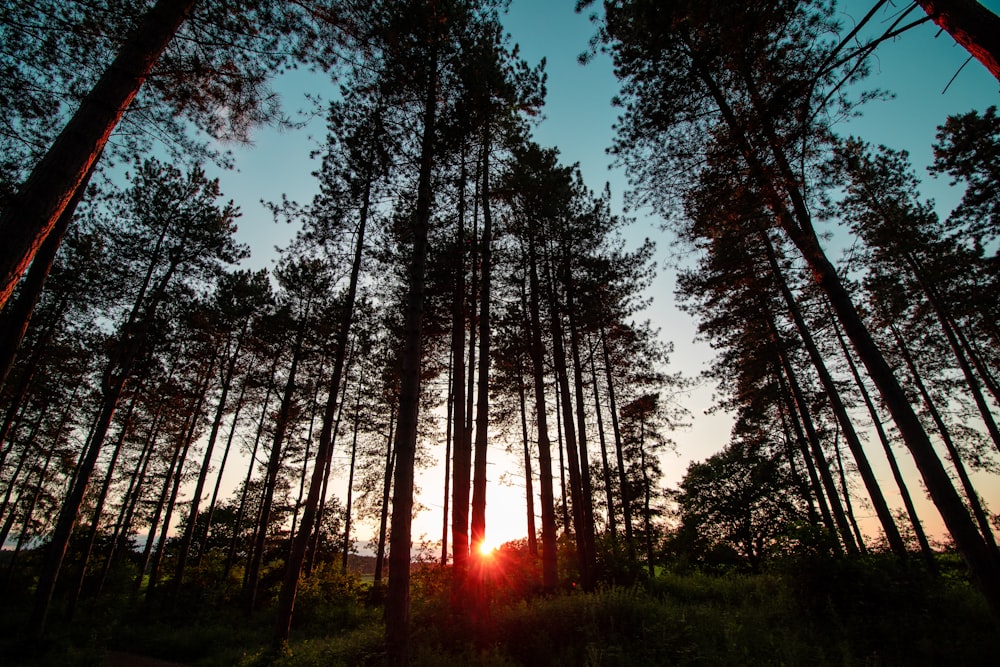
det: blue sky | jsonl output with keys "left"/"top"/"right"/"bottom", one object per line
{"left": 206, "top": 0, "right": 1000, "bottom": 548}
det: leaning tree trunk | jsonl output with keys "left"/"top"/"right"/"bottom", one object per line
{"left": 246, "top": 319, "right": 307, "bottom": 613}
{"left": 699, "top": 57, "right": 1000, "bottom": 607}
{"left": 832, "top": 313, "right": 937, "bottom": 570}
{"left": 892, "top": 325, "right": 1000, "bottom": 554}
{"left": 763, "top": 237, "right": 906, "bottom": 557}
{"left": 914, "top": 0, "right": 1000, "bottom": 83}
{"left": 175, "top": 330, "right": 246, "bottom": 587}
{"left": 27, "top": 257, "right": 177, "bottom": 636}
{"left": 0, "top": 151, "right": 100, "bottom": 389}
{"left": 767, "top": 310, "right": 859, "bottom": 555}
{"left": 0, "top": 0, "right": 196, "bottom": 308}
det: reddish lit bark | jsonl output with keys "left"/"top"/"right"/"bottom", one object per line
{"left": 915, "top": 0, "right": 1000, "bottom": 82}
{"left": 0, "top": 0, "right": 195, "bottom": 308}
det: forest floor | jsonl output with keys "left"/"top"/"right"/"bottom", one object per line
{"left": 1, "top": 552, "right": 998, "bottom": 666}
{"left": 105, "top": 652, "right": 189, "bottom": 667}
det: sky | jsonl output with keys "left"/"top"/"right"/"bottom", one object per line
{"left": 203, "top": 0, "right": 1000, "bottom": 552}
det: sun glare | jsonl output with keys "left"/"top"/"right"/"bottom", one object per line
{"left": 478, "top": 540, "right": 498, "bottom": 557}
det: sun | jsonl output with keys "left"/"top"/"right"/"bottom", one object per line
{"left": 477, "top": 539, "right": 498, "bottom": 557}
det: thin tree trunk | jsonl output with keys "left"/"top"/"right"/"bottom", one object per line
{"left": 589, "top": 335, "right": 617, "bottom": 549}
{"left": 247, "top": 320, "right": 307, "bottom": 612}
{"left": 832, "top": 426, "right": 869, "bottom": 555}
{"left": 98, "top": 398, "right": 163, "bottom": 596}
{"left": 566, "top": 280, "right": 598, "bottom": 580}
{"left": 892, "top": 325, "right": 1000, "bottom": 554}
{"left": 833, "top": 313, "right": 937, "bottom": 570}
{"left": 525, "top": 235, "right": 557, "bottom": 588}
{"left": 198, "top": 373, "right": 250, "bottom": 565}
{"left": 768, "top": 313, "right": 859, "bottom": 555}
{"left": 273, "top": 160, "right": 373, "bottom": 644}
{"left": 450, "top": 150, "right": 471, "bottom": 583}
{"left": 134, "top": 425, "right": 185, "bottom": 598}
{"left": 66, "top": 391, "right": 140, "bottom": 617}
{"left": 471, "top": 133, "right": 493, "bottom": 562}
{"left": 224, "top": 365, "right": 277, "bottom": 582}
{"left": 442, "top": 354, "right": 453, "bottom": 566}
{"left": 341, "top": 377, "right": 362, "bottom": 575}
{"left": 601, "top": 326, "right": 635, "bottom": 561}
{"left": 763, "top": 237, "right": 906, "bottom": 557}
{"left": 374, "top": 407, "right": 396, "bottom": 587}
{"left": 147, "top": 363, "right": 212, "bottom": 600}
{"left": 516, "top": 351, "right": 538, "bottom": 558}
{"left": 175, "top": 332, "right": 246, "bottom": 587}
{"left": 27, "top": 261, "right": 169, "bottom": 636}
{"left": 385, "top": 38, "right": 439, "bottom": 664}
{"left": 4, "top": 448, "right": 53, "bottom": 585}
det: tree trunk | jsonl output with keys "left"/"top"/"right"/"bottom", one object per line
{"left": 273, "top": 164, "right": 372, "bottom": 646}
{"left": 588, "top": 334, "right": 617, "bottom": 548}
{"left": 914, "top": 0, "right": 1000, "bottom": 82}
{"left": 832, "top": 426, "right": 869, "bottom": 555}
{"left": 449, "top": 150, "right": 470, "bottom": 583}
{"left": 763, "top": 237, "right": 906, "bottom": 557}
{"left": 66, "top": 391, "right": 140, "bottom": 617}
{"left": 566, "top": 279, "right": 598, "bottom": 580}
{"left": 175, "top": 334, "right": 245, "bottom": 588}
{"left": 385, "top": 39, "right": 438, "bottom": 664}
{"left": 224, "top": 364, "right": 277, "bottom": 582}
{"left": 98, "top": 398, "right": 163, "bottom": 596}
{"left": 525, "top": 235, "right": 558, "bottom": 588}
{"left": 26, "top": 253, "right": 172, "bottom": 635}
{"left": 0, "top": 0, "right": 195, "bottom": 307}
{"left": 341, "top": 379, "right": 362, "bottom": 575}
{"left": 198, "top": 372, "right": 250, "bottom": 566}
{"left": 601, "top": 325, "right": 635, "bottom": 561}
{"left": 892, "top": 325, "right": 1000, "bottom": 554}
{"left": 0, "top": 152, "right": 99, "bottom": 389}
{"left": 833, "top": 313, "right": 937, "bottom": 570}
{"left": 247, "top": 319, "right": 307, "bottom": 612}
{"left": 767, "top": 309, "right": 859, "bottom": 555}
{"left": 470, "top": 133, "right": 493, "bottom": 562}
{"left": 516, "top": 350, "right": 538, "bottom": 558}
{"left": 373, "top": 408, "right": 396, "bottom": 587}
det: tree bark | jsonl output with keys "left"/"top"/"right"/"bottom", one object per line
{"left": 471, "top": 134, "right": 493, "bottom": 562}
{"left": 0, "top": 151, "right": 99, "bottom": 389}
{"left": 273, "top": 164, "right": 372, "bottom": 646}
{"left": 833, "top": 314, "right": 937, "bottom": 570}
{"left": 914, "top": 0, "right": 1000, "bottom": 82}
{"left": 525, "top": 235, "right": 558, "bottom": 588}
{"left": 385, "top": 38, "right": 438, "bottom": 665}
{"left": 0, "top": 0, "right": 196, "bottom": 307}
{"left": 763, "top": 237, "right": 905, "bottom": 557}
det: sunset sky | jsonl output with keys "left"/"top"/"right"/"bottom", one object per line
{"left": 201, "top": 0, "right": 1000, "bottom": 552}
